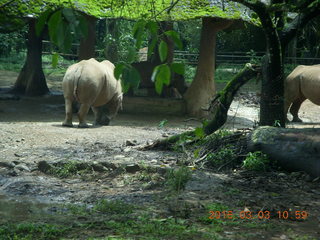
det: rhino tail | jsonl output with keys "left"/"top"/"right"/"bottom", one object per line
{"left": 73, "top": 66, "right": 83, "bottom": 102}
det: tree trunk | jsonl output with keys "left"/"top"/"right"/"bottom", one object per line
{"left": 184, "top": 18, "right": 232, "bottom": 117}
{"left": 78, "top": 15, "right": 96, "bottom": 61}
{"left": 259, "top": 17, "right": 285, "bottom": 126}
{"left": 10, "top": 19, "right": 48, "bottom": 96}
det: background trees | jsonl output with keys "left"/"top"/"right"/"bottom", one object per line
{"left": 0, "top": 0, "right": 320, "bottom": 129}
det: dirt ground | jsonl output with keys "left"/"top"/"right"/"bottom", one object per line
{"left": 0, "top": 70, "right": 320, "bottom": 239}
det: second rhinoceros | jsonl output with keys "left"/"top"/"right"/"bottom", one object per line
{"left": 285, "top": 64, "right": 320, "bottom": 122}
{"left": 62, "top": 58, "right": 123, "bottom": 128}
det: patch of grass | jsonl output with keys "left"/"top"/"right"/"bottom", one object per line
{"left": 93, "top": 199, "right": 135, "bottom": 214}
{"left": 242, "top": 151, "right": 271, "bottom": 171}
{"left": 0, "top": 223, "right": 67, "bottom": 240}
{"left": 49, "top": 160, "right": 93, "bottom": 178}
{"left": 165, "top": 167, "right": 192, "bottom": 192}
{"left": 206, "top": 145, "right": 236, "bottom": 166}
{"left": 104, "top": 215, "right": 219, "bottom": 240}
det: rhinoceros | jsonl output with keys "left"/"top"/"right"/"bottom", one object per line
{"left": 285, "top": 64, "right": 320, "bottom": 122}
{"left": 62, "top": 58, "right": 123, "bottom": 128}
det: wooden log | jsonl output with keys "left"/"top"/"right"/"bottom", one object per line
{"left": 248, "top": 126, "right": 320, "bottom": 177}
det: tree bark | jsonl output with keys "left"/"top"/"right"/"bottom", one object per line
{"left": 10, "top": 18, "right": 48, "bottom": 96}
{"left": 184, "top": 17, "right": 232, "bottom": 117}
{"left": 78, "top": 14, "right": 97, "bottom": 61}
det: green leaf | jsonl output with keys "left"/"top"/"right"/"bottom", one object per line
{"left": 48, "top": 10, "right": 62, "bottom": 45}
{"left": 127, "top": 46, "right": 137, "bottom": 63}
{"left": 77, "top": 15, "right": 88, "bottom": 38}
{"left": 51, "top": 53, "right": 59, "bottom": 68}
{"left": 171, "top": 63, "right": 185, "bottom": 75}
{"left": 133, "top": 20, "right": 146, "bottom": 38}
{"left": 114, "top": 63, "right": 125, "bottom": 80}
{"left": 36, "top": 9, "right": 51, "bottom": 37}
{"left": 121, "top": 65, "right": 141, "bottom": 93}
{"left": 146, "top": 21, "right": 158, "bottom": 36}
{"left": 147, "top": 37, "right": 158, "bottom": 58}
{"left": 151, "top": 65, "right": 159, "bottom": 83}
{"left": 157, "top": 64, "right": 171, "bottom": 86}
{"left": 158, "top": 40, "right": 168, "bottom": 62}
{"left": 62, "top": 8, "right": 76, "bottom": 23}
{"left": 195, "top": 127, "right": 205, "bottom": 138}
{"left": 155, "top": 76, "right": 163, "bottom": 95}
{"left": 164, "top": 30, "right": 183, "bottom": 50}
{"left": 153, "top": 64, "right": 171, "bottom": 95}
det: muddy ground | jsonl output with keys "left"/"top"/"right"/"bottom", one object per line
{"left": 0, "top": 70, "right": 320, "bottom": 239}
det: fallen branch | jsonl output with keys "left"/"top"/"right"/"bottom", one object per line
{"left": 204, "top": 63, "right": 261, "bottom": 135}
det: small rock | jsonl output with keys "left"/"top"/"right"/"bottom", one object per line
{"left": 125, "top": 164, "right": 141, "bottom": 173}
{"left": 123, "top": 147, "right": 131, "bottom": 153}
{"left": 15, "top": 164, "right": 30, "bottom": 172}
{"left": 278, "top": 173, "right": 287, "bottom": 177}
{"left": 0, "top": 161, "right": 15, "bottom": 169}
{"left": 14, "top": 153, "right": 22, "bottom": 157}
{"left": 114, "top": 155, "right": 126, "bottom": 160}
{"left": 92, "top": 163, "right": 107, "bottom": 172}
{"left": 125, "top": 140, "right": 137, "bottom": 146}
{"left": 38, "top": 161, "right": 52, "bottom": 173}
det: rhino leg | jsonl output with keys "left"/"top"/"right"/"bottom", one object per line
{"left": 78, "top": 104, "right": 91, "bottom": 128}
{"left": 92, "top": 106, "right": 110, "bottom": 126}
{"left": 290, "top": 97, "right": 306, "bottom": 122}
{"left": 62, "top": 98, "right": 74, "bottom": 127}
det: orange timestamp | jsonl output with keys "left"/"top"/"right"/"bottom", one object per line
{"left": 208, "top": 210, "right": 308, "bottom": 220}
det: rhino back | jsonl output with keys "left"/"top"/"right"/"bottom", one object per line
{"left": 300, "top": 66, "right": 320, "bottom": 105}
{"left": 91, "top": 61, "right": 122, "bottom": 107}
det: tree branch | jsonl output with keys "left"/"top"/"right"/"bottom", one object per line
{"left": 204, "top": 63, "right": 261, "bottom": 135}
{"left": 281, "top": 0, "right": 320, "bottom": 47}
{"left": 0, "top": 0, "right": 15, "bottom": 9}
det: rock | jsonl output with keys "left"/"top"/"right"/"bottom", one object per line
{"left": 125, "top": 140, "right": 137, "bottom": 146}
{"left": 0, "top": 162, "right": 15, "bottom": 169}
{"left": 125, "top": 164, "right": 141, "bottom": 173}
{"left": 15, "top": 164, "right": 30, "bottom": 172}
{"left": 248, "top": 126, "right": 320, "bottom": 177}
{"left": 38, "top": 161, "right": 52, "bottom": 173}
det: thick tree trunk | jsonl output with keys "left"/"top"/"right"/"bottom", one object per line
{"left": 259, "top": 19, "right": 285, "bottom": 126}
{"left": 10, "top": 19, "right": 48, "bottom": 96}
{"left": 78, "top": 15, "right": 96, "bottom": 61}
{"left": 184, "top": 18, "right": 232, "bottom": 117}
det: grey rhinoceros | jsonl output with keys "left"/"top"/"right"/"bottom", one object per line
{"left": 62, "top": 58, "right": 123, "bottom": 128}
{"left": 285, "top": 64, "right": 320, "bottom": 122}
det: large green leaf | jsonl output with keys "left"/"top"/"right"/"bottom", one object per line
{"left": 133, "top": 20, "right": 146, "bottom": 49}
{"left": 114, "top": 63, "right": 126, "bottom": 80}
{"left": 51, "top": 52, "right": 59, "bottom": 68}
{"left": 35, "top": 9, "right": 51, "bottom": 37}
{"left": 120, "top": 65, "right": 141, "bottom": 93}
{"left": 157, "top": 64, "right": 171, "bottom": 86}
{"left": 153, "top": 64, "right": 171, "bottom": 95}
{"left": 164, "top": 30, "right": 183, "bottom": 50}
{"left": 171, "top": 63, "right": 185, "bottom": 75}
{"left": 146, "top": 21, "right": 158, "bottom": 35}
{"left": 158, "top": 40, "right": 168, "bottom": 62}
{"left": 147, "top": 37, "right": 158, "bottom": 58}
{"left": 48, "top": 10, "right": 62, "bottom": 44}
